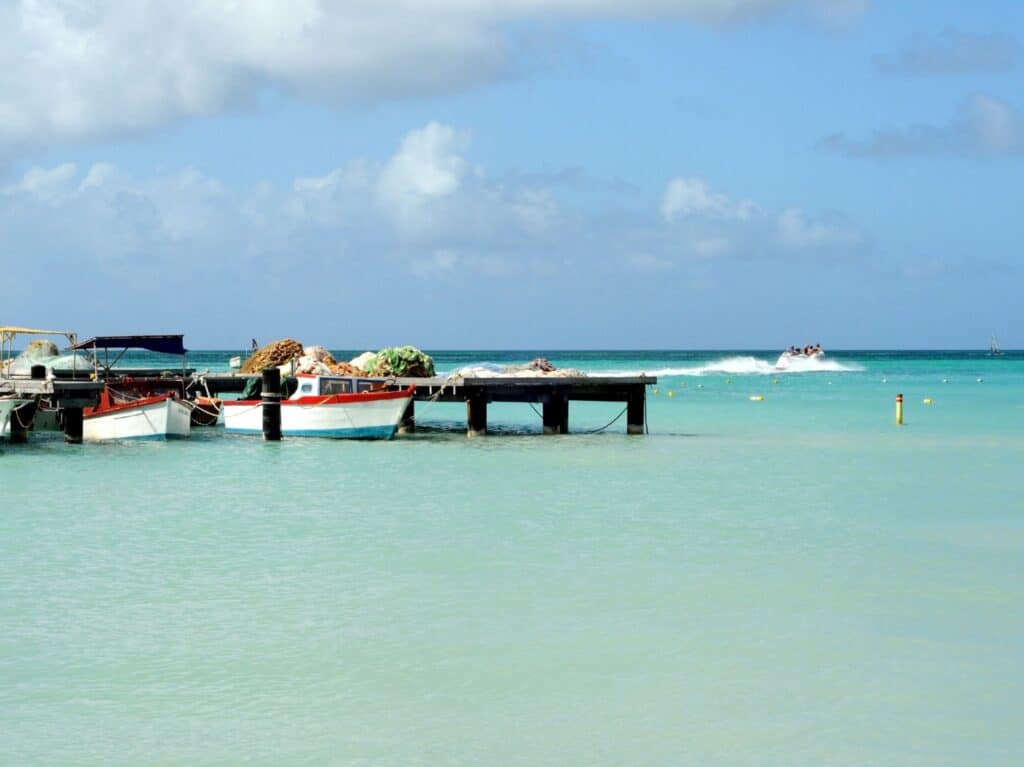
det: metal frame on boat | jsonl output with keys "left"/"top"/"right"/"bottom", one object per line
{"left": 1, "top": 326, "right": 81, "bottom": 376}
{"left": 70, "top": 335, "right": 193, "bottom": 441}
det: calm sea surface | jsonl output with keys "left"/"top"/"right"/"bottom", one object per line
{"left": 2, "top": 350, "right": 1022, "bottom": 765}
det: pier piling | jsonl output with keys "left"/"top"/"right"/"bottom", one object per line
{"left": 466, "top": 392, "right": 488, "bottom": 438}
{"left": 261, "top": 368, "right": 282, "bottom": 441}
{"left": 542, "top": 393, "right": 569, "bottom": 434}
{"left": 627, "top": 390, "right": 645, "bottom": 435}
{"left": 63, "top": 407, "right": 83, "bottom": 443}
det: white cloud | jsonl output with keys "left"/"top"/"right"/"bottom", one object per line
{"left": 874, "top": 30, "right": 1019, "bottom": 76}
{"left": 0, "top": 121, "right": 868, "bottom": 302}
{"left": 4, "top": 162, "right": 77, "bottom": 202}
{"left": 776, "top": 207, "right": 862, "bottom": 250}
{"left": 818, "top": 94, "right": 1024, "bottom": 157}
{"left": 694, "top": 237, "right": 732, "bottom": 257}
{"left": 971, "top": 95, "right": 1019, "bottom": 153}
{"left": 656, "top": 177, "right": 863, "bottom": 258}
{"left": 0, "top": 0, "right": 866, "bottom": 149}
{"left": 412, "top": 248, "right": 461, "bottom": 276}
{"left": 377, "top": 122, "right": 470, "bottom": 232}
{"left": 661, "top": 177, "right": 757, "bottom": 221}
{"left": 627, "top": 252, "right": 673, "bottom": 272}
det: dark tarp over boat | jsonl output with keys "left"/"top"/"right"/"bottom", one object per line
{"left": 71, "top": 335, "right": 188, "bottom": 355}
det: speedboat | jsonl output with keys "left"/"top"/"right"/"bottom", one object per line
{"left": 223, "top": 373, "right": 414, "bottom": 439}
{"left": 83, "top": 388, "right": 192, "bottom": 441}
{"left": 775, "top": 348, "right": 824, "bottom": 371}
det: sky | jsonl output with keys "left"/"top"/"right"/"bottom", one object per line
{"left": 1, "top": 0, "right": 1022, "bottom": 349}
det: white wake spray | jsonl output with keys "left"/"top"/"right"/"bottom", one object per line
{"left": 606, "top": 355, "right": 863, "bottom": 377}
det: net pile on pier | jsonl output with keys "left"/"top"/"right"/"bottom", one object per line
{"left": 364, "top": 347, "right": 436, "bottom": 378}
{"left": 450, "top": 357, "right": 585, "bottom": 380}
{"left": 240, "top": 339, "right": 304, "bottom": 373}
{"left": 240, "top": 340, "right": 434, "bottom": 378}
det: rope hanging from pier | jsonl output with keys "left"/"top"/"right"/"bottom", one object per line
{"left": 12, "top": 403, "right": 33, "bottom": 430}
{"left": 528, "top": 403, "right": 630, "bottom": 434}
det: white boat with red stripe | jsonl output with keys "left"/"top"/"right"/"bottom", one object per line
{"left": 84, "top": 389, "right": 192, "bottom": 441}
{"left": 223, "top": 374, "right": 414, "bottom": 439}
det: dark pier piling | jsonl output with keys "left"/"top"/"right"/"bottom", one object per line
{"left": 62, "top": 407, "right": 83, "bottom": 444}
{"left": 261, "top": 368, "right": 282, "bottom": 441}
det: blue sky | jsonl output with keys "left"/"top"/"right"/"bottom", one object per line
{"left": 1, "top": 0, "right": 1022, "bottom": 349}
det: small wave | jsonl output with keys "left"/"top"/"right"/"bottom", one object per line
{"left": 605, "top": 355, "right": 863, "bottom": 377}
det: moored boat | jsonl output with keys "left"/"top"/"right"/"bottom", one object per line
{"left": 190, "top": 396, "right": 222, "bottom": 427}
{"left": 68, "top": 334, "right": 195, "bottom": 440}
{"left": 83, "top": 389, "right": 191, "bottom": 441}
{"left": 223, "top": 374, "right": 413, "bottom": 439}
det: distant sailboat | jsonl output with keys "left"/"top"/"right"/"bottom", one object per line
{"left": 989, "top": 334, "right": 1003, "bottom": 356}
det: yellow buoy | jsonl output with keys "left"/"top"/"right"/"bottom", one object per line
{"left": 725, "top": 379, "right": 732, "bottom": 385}
{"left": 773, "top": 379, "right": 779, "bottom": 385}
{"left": 923, "top": 398, "right": 933, "bottom": 405}
{"left": 653, "top": 388, "right": 658, "bottom": 394}
{"left": 749, "top": 395, "right": 764, "bottom": 401}
{"left": 667, "top": 391, "right": 674, "bottom": 398}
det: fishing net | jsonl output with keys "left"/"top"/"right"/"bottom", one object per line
{"left": 8, "top": 342, "right": 96, "bottom": 375}
{"left": 365, "top": 346, "right": 435, "bottom": 378}
{"left": 240, "top": 339, "right": 304, "bottom": 373}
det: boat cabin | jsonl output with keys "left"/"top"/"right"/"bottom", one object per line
{"left": 289, "top": 374, "right": 390, "bottom": 400}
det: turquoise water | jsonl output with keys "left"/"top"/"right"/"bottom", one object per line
{"left": 2, "top": 351, "right": 1022, "bottom": 765}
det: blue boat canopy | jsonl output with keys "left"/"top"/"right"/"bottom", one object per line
{"left": 71, "top": 334, "right": 187, "bottom": 355}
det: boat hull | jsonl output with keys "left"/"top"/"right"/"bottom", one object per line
{"left": 0, "top": 398, "right": 32, "bottom": 437}
{"left": 223, "top": 388, "right": 412, "bottom": 439}
{"left": 190, "top": 396, "right": 222, "bottom": 427}
{"left": 83, "top": 395, "right": 192, "bottom": 441}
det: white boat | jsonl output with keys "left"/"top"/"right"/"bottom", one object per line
{"left": 83, "top": 391, "right": 192, "bottom": 441}
{"left": 0, "top": 396, "right": 32, "bottom": 438}
{"left": 67, "top": 334, "right": 193, "bottom": 440}
{"left": 229, "top": 355, "right": 242, "bottom": 369}
{"left": 223, "top": 374, "right": 414, "bottom": 439}
{"left": 990, "top": 334, "right": 1002, "bottom": 356}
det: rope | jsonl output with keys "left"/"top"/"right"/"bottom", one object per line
{"left": 295, "top": 396, "right": 339, "bottom": 409}
{"left": 12, "top": 402, "right": 34, "bottom": 430}
{"left": 186, "top": 400, "right": 222, "bottom": 420}
{"left": 580, "top": 405, "right": 629, "bottom": 434}
{"left": 527, "top": 402, "right": 629, "bottom": 434}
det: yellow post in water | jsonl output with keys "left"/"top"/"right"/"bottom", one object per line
{"left": 896, "top": 393, "right": 903, "bottom": 425}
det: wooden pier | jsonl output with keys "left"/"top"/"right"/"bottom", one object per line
{"left": 0, "top": 376, "right": 105, "bottom": 443}
{"left": 202, "top": 373, "right": 655, "bottom": 436}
